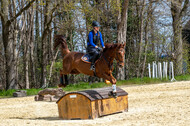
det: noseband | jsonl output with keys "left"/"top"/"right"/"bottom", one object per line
{"left": 115, "top": 51, "right": 124, "bottom": 65}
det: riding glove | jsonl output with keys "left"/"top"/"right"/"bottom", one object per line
{"left": 97, "top": 47, "right": 102, "bottom": 52}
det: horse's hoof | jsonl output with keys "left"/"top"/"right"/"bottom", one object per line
{"left": 58, "top": 84, "right": 66, "bottom": 88}
{"left": 108, "top": 91, "right": 117, "bottom": 98}
{"left": 105, "top": 80, "right": 111, "bottom": 84}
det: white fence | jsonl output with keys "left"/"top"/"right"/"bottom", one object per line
{"left": 148, "top": 61, "right": 176, "bottom": 81}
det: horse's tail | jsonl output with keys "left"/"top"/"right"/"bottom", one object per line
{"left": 54, "top": 35, "right": 70, "bottom": 55}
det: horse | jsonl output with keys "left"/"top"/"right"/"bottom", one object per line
{"left": 54, "top": 35, "right": 126, "bottom": 97}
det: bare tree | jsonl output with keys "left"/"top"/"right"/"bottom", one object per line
{"left": 0, "top": 0, "right": 35, "bottom": 90}
{"left": 41, "top": 1, "right": 59, "bottom": 88}
{"left": 136, "top": 0, "right": 146, "bottom": 78}
{"left": 170, "top": 0, "right": 189, "bottom": 74}
{"left": 116, "top": 0, "right": 129, "bottom": 80}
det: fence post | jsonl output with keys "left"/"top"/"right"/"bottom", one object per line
{"left": 152, "top": 62, "right": 155, "bottom": 78}
{"left": 158, "top": 62, "right": 162, "bottom": 79}
{"left": 169, "top": 62, "right": 176, "bottom": 81}
{"left": 163, "top": 62, "right": 168, "bottom": 79}
{"left": 155, "top": 62, "right": 158, "bottom": 78}
{"left": 148, "top": 63, "right": 151, "bottom": 78}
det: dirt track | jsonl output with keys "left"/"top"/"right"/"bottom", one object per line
{"left": 0, "top": 81, "right": 190, "bottom": 126}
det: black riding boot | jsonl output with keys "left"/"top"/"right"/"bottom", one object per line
{"left": 90, "top": 54, "right": 98, "bottom": 70}
{"left": 90, "top": 61, "right": 95, "bottom": 71}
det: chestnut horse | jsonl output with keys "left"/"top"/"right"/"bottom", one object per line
{"left": 54, "top": 35, "right": 125, "bottom": 97}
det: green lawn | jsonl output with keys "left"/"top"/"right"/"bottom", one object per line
{"left": 0, "top": 74, "right": 190, "bottom": 98}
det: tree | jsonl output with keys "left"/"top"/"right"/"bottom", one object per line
{"left": 136, "top": 0, "right": 146, "bottom": 78}
{"left": 116, "top": 0, "right": 129, "bottom": 80}
{"left": 41, "top": 1, "right": 59, "bottom": 88}
{"left": 0, "top": 0, "right": 35, "bottom": 90}
{"left": 170, "top": 0, "right": 189, "bottom": 74}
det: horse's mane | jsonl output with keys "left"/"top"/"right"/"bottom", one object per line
{"left": 103, "top": 43, "right": 123, "bottom": 53}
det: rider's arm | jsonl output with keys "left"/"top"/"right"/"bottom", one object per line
{"left": 99, "top": 32, "right": 105, "bottom": 48}
{"left": 88, "top": 32, "right": 96, "bottom": 47}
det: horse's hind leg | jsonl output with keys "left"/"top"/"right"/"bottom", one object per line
{"left": 64, "top": 75, "right": 69, "bottom": 85}
{"left": 58, "top": 70, "right": 67, "bottom": 87}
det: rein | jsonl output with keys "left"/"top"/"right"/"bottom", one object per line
{"left": 102, "top": 53, "right": 113, "bottom": 70}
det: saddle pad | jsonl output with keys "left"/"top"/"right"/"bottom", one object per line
{"left": 81, "top": 54, "right": 91, "bottom": 63}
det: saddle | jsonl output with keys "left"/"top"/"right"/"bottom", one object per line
{"left": 81, "top": 53, "right": 100, "bottom": 63}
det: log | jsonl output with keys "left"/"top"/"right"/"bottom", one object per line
{"left": 13, "top": 90, "right": 27, "bottom": 97}
{"left": 35, "top": 88, "right": 65, "bottom": 102}
{"left": 35, "top": 95, "right": 59, "bottom": 102}
{"left": 38, "top": 88, "right": 65, "bottom": 97}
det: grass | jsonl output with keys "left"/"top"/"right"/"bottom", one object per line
{"left": 0, "top": 89, "right": 16, "bottom": 98}
{"left": 0, "top": 74, "right": 190, "bottom": 98}
{"left": 175, "top": 74, "right": 190, "bottom": 81}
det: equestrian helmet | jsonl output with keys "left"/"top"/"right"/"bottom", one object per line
{"left": 92, "top": 21, "right": 101, "bottom": 27}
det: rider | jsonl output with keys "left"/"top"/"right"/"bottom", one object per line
{"left": 87, "top": 21, "right": 105, "bottom": 70}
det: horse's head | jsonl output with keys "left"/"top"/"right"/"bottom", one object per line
{"left": 54, "top": 35, "right": 67, "bottom": 50}
{"left": 104, "top": 43, "right": 126, "bottom": 68}
{"left": 115, "top": 43, "right": 126, "bottom": 68}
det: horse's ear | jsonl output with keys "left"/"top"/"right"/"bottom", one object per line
{"left": 114, "top": 43, "right": 119, "bottom": 48}
{"left": 123, "top": 42, "right": 126, "bottom": 47}
{"left": 117, "top": 43, "right": 123, "bottom": 48}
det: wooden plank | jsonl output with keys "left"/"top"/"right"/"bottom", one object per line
{"left": 57, "top": 87, "right": 128, "bottom": 102}
{"left": 78, "top": 87, "right": 128, "bottom": 101}
{"left": 91, "top": 101, "right": 99, "bottom": 119}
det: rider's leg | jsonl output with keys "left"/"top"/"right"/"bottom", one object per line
{"left": 90, "top": 51, "right": 99, "bottom": 70}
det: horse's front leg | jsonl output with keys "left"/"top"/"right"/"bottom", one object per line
{"left": 102, "top": 72, "right": 117, "bottom": 98}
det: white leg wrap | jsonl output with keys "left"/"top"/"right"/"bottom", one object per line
{"left": 112, "top": 84, "right": 117, "bottom": 92}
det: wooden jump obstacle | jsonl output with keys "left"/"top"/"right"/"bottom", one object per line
{"left": 56, "top": 87, "right": 128, "bottom": 119}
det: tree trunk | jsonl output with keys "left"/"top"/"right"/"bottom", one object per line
{"left": 1, "top": 1, "right": 15, "bottom": 90}
{"left": 149, "top": 0, "right": 155, "bottom": 54}
{"left": 41, "top": 1, "right": 48, "bottom": 88}
{"left": 171, "top": 0, "right": 189, "bottom": 75}
{"left": 136, "top": 0, "right": 145, "bottom": 78}
{"left": 30, "top": 8, "right": 36, "bottom": 88}
{"left": 116, "top": 0, "right": 129, "bottom": 80}
{"left": 35, "top": 0, "right": 40, "bottom": 87}
{"left": 41, "top": 1, "right": 58, "bottom": 88}
{"left": 141, "top": 19, "right": 149, "bottom": 78}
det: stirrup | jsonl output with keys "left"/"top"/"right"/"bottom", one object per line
{"left": 90, "top": 64, "right": 95, "bottom": 71}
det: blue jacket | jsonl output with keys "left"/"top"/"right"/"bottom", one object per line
{"left": 87, "top": 31, "right": 104, "bottom": 48}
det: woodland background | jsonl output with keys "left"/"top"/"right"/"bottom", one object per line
{"left": 0, "top": 0, "right": 190, "bottom": 90}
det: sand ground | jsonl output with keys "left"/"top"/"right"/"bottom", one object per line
{"left": 0, "top": 81, "right": 190, "bottom": 126}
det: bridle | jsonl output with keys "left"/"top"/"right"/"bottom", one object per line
{"left": 115, "top": 49, "right": 124, "bottom": 65}
{"left": 101, "top": 49, "right": 124, "bottom": 70}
